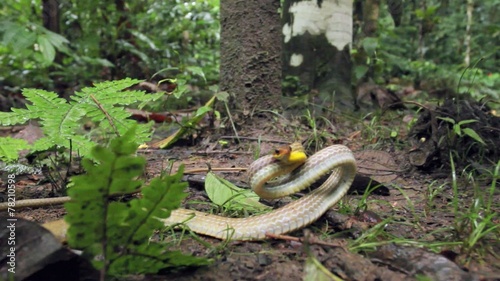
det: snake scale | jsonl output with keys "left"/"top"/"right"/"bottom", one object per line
{"left": 0, "top": 144, "right": 356, "bottom": 241}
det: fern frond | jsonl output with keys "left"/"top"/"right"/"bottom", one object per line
{"left": 31, "top": 134, "right": 92, "bottom": 158}
{"left": 0, "top": 137, "right": 30, "bottom": 162}
{"left": 65, "top": 127, "right": 209, "bottom": 276}
{"left": 123, "top": 166, "right": 188, "bottom": 243}
{"left": 70, "top": 78, "right": 157, "bottom": 144}
{"left": 0, "top": 78, "right": 164, "bottom": 159}
{"left": 0, "top": 89, "right": 67, "bottom": 125}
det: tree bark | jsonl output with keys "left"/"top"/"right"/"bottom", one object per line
{"left": 282, "top": 0, "right": 354, "bottom": 111}
{"left": 387, "top": 0, "right": 403, "bottom": 26}
{"left": 42, "top": 0, "right": 60, "bottom": 34}
{"left": 220, "top": 0, "right": 282, "bottom": 118}
{"left": 363, "top": 0, "right": 380, "bottom": 35}
{"left": 464, "top": 0, "right": 473, "bottom": 67}
{"left": 417, "top": 0, "right": 427, "bottom": 59}
{"left": 357, "top": 0, "right": 379, "bottom": 84}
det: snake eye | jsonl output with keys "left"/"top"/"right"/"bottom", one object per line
{"left": 273, "top": 145, "right": 291, "bottom": 161}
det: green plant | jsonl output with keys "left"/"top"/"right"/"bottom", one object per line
{"left": 348, "top": 218, "right": 394, "bottom": 252}
{"left": 424, "top": 180, "right": 447, "bottom": 215}
{"left": 302, "top": 109, "right": 337, "bottom": 151}
{"left": 449, "top": 154, "right": 499, "bottom": 256}
{"left": 151, "top": 94, "right": 216, "bottom": 149}
{"left": 458, "top": 68, "right": 500, "bottom": 109}
{"left": 0, "top": 78, "right": 163, "bottom": 162}
{"left": 0, "top": 1, "right": 220, "bottom": 89}
{"left": 211, "top": 89, "right": 240, "bottom": 142}
{"left": 304, "top": 253, "right": 343, "bottom": 281}
{"left": 437, "top": 117, "right": 486, "bottom": 145}
{"left": 282, "top": 75, "right": 310, "bottom": 96}
{"left": 0, "top": 19, "right": 69, "bottom": 63}
{"left": 352, "top": 182, "right": 392, "bottom": 215}
{"left": 0, "top": 138, "right": 30, "bottom": 162}
{"left": 65, "top": 126, "right": 210, "bottom": 278}
{"left": 0, "top": 5, "right": 72, "bottom": 87}
{"left": 354, "top": 155, "right": 497, "bottom": 260}
{"left": 359, "top": 111, "right": 405, "bottom": 147}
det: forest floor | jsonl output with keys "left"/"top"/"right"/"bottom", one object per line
{"left": 2, "top": 102, "right": 500, "bottom": 281}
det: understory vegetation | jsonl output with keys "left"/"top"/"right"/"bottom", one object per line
{"left": 0, "top": 0, "right": 498, "bottom": 280}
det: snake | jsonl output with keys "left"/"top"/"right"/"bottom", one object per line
{"left": 0, "top": 144, "right": 356, "bottom": 241}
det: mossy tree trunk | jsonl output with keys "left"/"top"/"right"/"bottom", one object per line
{"left": 220, "top": 0, "right": 282, "bottom": 119}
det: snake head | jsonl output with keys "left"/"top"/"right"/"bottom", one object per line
{"left": 273, "top": 142, "right": 307, "bottom": 165}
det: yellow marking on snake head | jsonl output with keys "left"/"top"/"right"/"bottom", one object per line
{"left": 273, "top": 142, "right": 307, "bottom": 165}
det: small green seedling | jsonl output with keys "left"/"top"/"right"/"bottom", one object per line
{"left": 437, "top": 117, "right": 485, "bottom": 145}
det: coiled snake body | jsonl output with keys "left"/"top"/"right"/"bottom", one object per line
{"left": 0, "top": 144, "right": 356, "bottom": 241}
{"left": 164, "top": 144, "right": 356, "bottom": 240}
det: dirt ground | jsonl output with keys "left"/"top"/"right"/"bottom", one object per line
{"left": 1, "top": 107, "right": 499, "bottom": 281}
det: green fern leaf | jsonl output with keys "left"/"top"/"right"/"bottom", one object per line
{"left": 0, "top": 89, "right": 67, "bottom": 125}
{"left": 70, "top": 78, "right": 158, "bottom": 144}
{"left": 125, "top": 167, "right": 188, "bottom": 242}
{"left": 0, "top": 78, "right": 164, "bottom": 159}
{"left": 0, "top": 137, "right": 30, "bottom": 162}
{"left": 31, "top": 134, "right": 93, "bottom": 156}
{"left": 107, "top": 167, "right": 210, "bottom": 275}
{"left": 64, "top": 127, "right": 209, "bottom": 276}
{"left": 65, "top": 128, "right": 145, "bottom": 251}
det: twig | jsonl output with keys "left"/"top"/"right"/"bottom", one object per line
{"left": 191, "top": 150, "right": 253, "bottom": 156}
{"left": 219, "top": 136, "right": 291, "bottom": 144}
{"left": 224, "top": 102, "right": 240, "bottom": 142}
{"left": 0, "top": 166, "right": 248, "bottom": 211}
{"left": 184, "top": 167, "right": 246, "bottom": 173}
{"left": 90, "top": 94, "right": 120, "bottom": 137}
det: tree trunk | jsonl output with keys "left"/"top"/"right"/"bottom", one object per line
{"left": 387, "top": 0, "right": 403, "bottom": 26}
{"left": 220, "top": 0, "right": 282, "bottom": 118}
{"left": 42, "top": 0, "right": 60, "bottom": 34}
{"left": 363, "top": 0, "right": 380, "bottom": 35}
{"left": 417, "top": 0, "right": 427, "bottom": 59}
{"left": 282, "top": 0, "right": 354, "bottom": 111}
{"left": 464, "top": 0, "right": 473, "bottom": 67}
{"left": 353, "top": 0, "right": 380, "bottom": 85}
{"left": 42, "top": 0, "right": 61, "bottom": 66}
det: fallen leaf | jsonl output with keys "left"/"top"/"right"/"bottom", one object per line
{"left": 205, "top": 172, "right": 270, "bottom": 212}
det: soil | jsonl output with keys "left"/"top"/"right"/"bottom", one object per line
{"left": 1, "top": 101, "right": 499, "bottom": 281}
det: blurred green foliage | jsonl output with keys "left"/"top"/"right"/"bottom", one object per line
{"left": 353, "top": 0, "right": 500, "bottom": 105}
{"left": 0, "top": 0, "right": 219, "bottom": 91}
{"left": 1, "top": 0, "right": 498, "bottom": 106}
